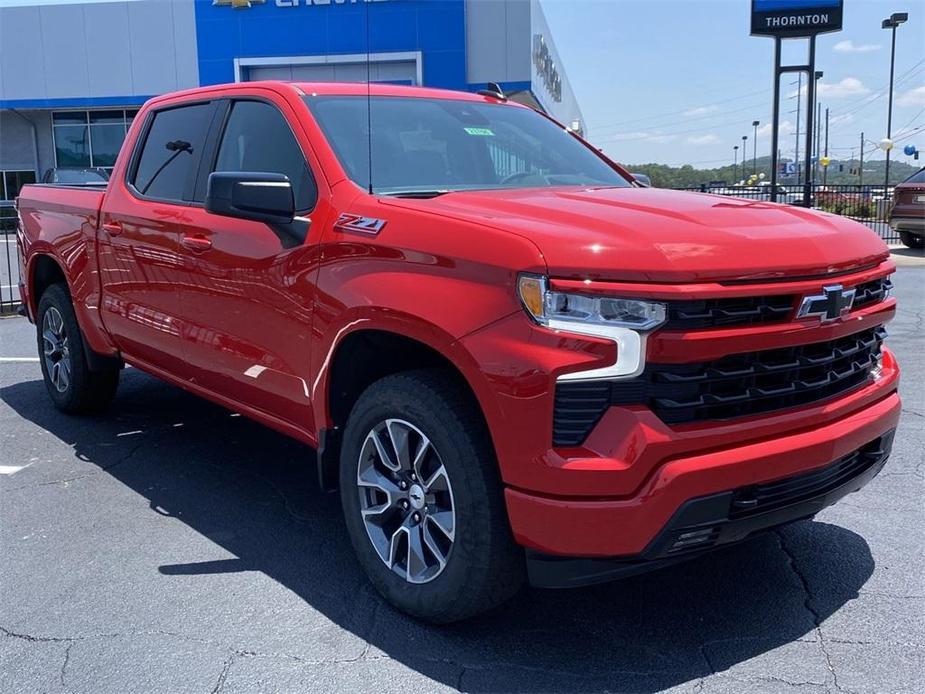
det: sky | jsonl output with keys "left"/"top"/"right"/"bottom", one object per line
{"left": 541, "top": 0, "right": 925, "bottom": 167}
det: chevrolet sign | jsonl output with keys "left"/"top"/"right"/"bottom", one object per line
{"left": 751, "top": 0, "right": 843, "bottom": 37}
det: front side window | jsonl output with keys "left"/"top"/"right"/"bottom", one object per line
{"left": 132, "top": 103, "right": 212, "bottom": 201}
{"left": 214, "top": 100, "right": 316, "bottom": 210}
{"left": 305, "top": 95, "right": 630, "bottom": 195}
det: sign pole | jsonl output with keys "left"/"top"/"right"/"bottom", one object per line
{"left": 803, "top": 35, "right": 816, "bottom": 207}
{"left": 751, "top": 1, "right": 843, "bottom": 205}
{"left": 770, "top": 37, "right": 782, "bottom": 203}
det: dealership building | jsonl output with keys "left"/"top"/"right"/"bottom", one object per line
{"left": 0, "top": 0, "right": 585, "bottom": 203}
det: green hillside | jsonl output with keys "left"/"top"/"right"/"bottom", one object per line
{"left": 624, "top": 156, "right": 921, "bottom": 189}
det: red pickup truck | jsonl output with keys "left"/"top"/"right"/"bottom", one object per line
{"left": 15, "top": 82, "right": 900, "bottom": 623}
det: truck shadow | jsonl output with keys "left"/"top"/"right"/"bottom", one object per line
{"left": 1, "top": 369, "right": 875, "bottom": 693}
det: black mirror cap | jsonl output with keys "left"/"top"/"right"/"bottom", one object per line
{"left": 206, "top": 172, "right": 295, "bottom": 225}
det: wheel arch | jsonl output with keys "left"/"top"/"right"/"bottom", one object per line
{"left": 27, "top": 252, "right": 121, "bottom": 369}
{"left": 28, "top": 252, "right": 69, "bottom": 316}
{"left": 314, "top": 319, "right": 503, "bottom": 491}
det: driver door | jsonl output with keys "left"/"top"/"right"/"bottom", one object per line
{"left": 173, "top": 94, "right": 327, "bottom": 431}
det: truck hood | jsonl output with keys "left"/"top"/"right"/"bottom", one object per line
{"left": 386, "top": 187, "right": 889, "bottom": 283}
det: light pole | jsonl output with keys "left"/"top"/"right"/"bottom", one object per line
{"left": 882, "top": 11, "right": 908, "bottom": 189}
{"left": 733, "top": 145, "right": 739, "bottom": 184}
{"left": 813, "top": 71, "right": 823, "bottom": 185}
{"left": 742, "top": 135, "right": 748, "bottom": 181}
{"left": 752, "top": 120, "right": 760, "bottom": 176}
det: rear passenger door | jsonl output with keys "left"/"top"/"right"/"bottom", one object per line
{"left": 174, "top": 94, "right": 327, "bottom": 430}
{"left": 98, "top": 101, "right": 216, "bottom": 377}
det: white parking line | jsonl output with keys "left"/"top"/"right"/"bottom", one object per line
{"left": 0, "top": 464, "right": 32, "bottom": 475}
{"left": 0, "top": 357, "right": 40, "bottom": 363}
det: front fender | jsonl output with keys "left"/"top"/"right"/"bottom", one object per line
{"left": 309, "top": 305, "right": 512, "bottom": 451}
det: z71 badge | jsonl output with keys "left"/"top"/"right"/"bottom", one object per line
{"left": 334, "top": 213, "right": 387, "bottom": 235}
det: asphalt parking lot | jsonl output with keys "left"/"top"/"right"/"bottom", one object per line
{"left": 1, "top": 262, "right": 922, "bottom": 694}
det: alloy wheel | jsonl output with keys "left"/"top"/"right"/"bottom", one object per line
{"left": 42, "top": 307, "right": 71, "bottom": 393}
{"left": 356, "top": 418, "right": 456, "bottom": 584}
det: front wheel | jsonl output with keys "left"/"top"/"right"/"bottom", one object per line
{"left": 899, "top": 230, "right": 924, "bottom": 249}
{"left": 339, "top": 370, "right": 524, "bottom": 623}
{"left": 37, "top": 284, "right": 119, "bottom": 414}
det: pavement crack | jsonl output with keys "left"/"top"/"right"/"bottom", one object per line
{"left": 2, "top": 439, "right": 146, "bottom": 492}
{"left": 774, "top": 530, "right": 856, "bottom": 694}
{"left": 699, "top": 642, "right": 717, "bottom": 676}
{"left": 210, "top": 652, "right": 234, "bottom": 694}
{"left": 0, "top": 625, "right": 75, "bottom": 643}
{"left": 59, "top": 642, "right": 73, "bottom": 688}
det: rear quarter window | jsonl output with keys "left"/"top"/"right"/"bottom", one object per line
{"left": 131, "top": 103, "right": 213, "bottom": 201}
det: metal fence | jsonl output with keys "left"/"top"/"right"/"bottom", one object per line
{"left": 672, "top": 184, "right": 898, "bottom": 244}
{"left": 1, "top": 204, "right": 20, "bottom": 315}
{"left": 0, "top": 184, "right": 901, "bottom": 315}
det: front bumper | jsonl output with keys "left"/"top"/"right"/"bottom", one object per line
{"left": 527, "top": 429, "right": 895, "bottom": 588}
{"left": 504, "top": 366, "right": 900, "bottom": 558}
{"left": 889, "top": 216, "right": 924, "bottom": 234}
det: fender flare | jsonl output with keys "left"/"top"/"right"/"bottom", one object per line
{"left": 311, "top": 307, "right": 508, "bottom": 490}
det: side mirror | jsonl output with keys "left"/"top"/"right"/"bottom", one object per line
{"left": 631, "top": 173, "right": 651, "bottom": 187}
{"left": 206, "top": 172, "right": 295, "bottom": 225}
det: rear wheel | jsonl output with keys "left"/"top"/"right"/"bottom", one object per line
{"left": 37, "top": 284, "right": 119, "bottom": 414}
{"left": 339, "top": 369, "right": 524, "bottom": 623}
{"left": 899, "top": 231, "right": 924, "bottom": 249}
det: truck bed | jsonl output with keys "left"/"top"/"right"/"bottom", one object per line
{"left": 16, "top": 184, "right": 108, "bottom": 343}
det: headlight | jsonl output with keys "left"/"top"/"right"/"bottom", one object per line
{"left": 518, "top": 274, "right": 666, "bottom": 381}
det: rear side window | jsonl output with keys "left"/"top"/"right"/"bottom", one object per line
{"left": 214, "top": 100, "right": 317, "bottom": 211}
{"left": 132, "top": 103, "right": 212, "bottom": 201}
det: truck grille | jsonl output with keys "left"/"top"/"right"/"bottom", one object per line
{"left": 665, "top": 295, "right": 794, "bottom": 329}
{"left": 553, "top": 327, "right": 884, "bottom": 446}
{"left": 851, "top": 276, "right": 893, "bottom": 310}
{"left": 663, "top": 275, "right": 891, "bottom": 330}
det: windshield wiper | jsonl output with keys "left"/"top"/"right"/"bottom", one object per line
{"left": 378, "top": 190, "right": 452, "bottom": 199}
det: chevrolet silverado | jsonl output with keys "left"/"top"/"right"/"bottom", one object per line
{"left": 16, "top": 82, "right": 900, "bottom": 622}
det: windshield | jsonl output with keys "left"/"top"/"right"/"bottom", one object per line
{"left": 304, "top": 95, "right": 630, "bottom": 195}
{"left": 903, "top": 168, "right": 925, "bottom": 184}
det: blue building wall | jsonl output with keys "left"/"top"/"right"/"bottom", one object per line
{"left": 194, "top": 0, "right": 469, "bottom": 90}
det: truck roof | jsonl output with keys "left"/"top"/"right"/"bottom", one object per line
{"left": 144, "top": 81, "right": 527, "bottom": 110}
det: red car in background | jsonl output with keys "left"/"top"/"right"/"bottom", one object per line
{"left": 890, "top": 167, "right": 925, "bottom": 248}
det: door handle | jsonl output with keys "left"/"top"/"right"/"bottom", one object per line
{"left": 101, "top": 221, "right": 123, "bottom": 236}
{"left": 180, "top": 235, "right": 213, "bottom": 252}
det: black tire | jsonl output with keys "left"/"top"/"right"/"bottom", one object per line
{"left": 899, "top": 231, "right": 924, "bottom": 249}
{"left": 36, "top": 283, "right": 119, "bottom": 414}
{"left": 339, "top": 369, "right": 524, "bottom": 623}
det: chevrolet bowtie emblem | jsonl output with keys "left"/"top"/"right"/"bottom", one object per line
{"left": 213, "top": 0, "right": 265, "bottom": 8}
{"left": 797, "top": 284, "right": 857, "bottom": 323}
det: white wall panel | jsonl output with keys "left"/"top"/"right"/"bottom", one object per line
{"left": 0, "top": 0, "right": 199, "bottom": 103}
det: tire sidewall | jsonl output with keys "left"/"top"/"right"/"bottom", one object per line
{"left": 339, "top": 374, "right": 505, "bottom": 618}
{"left": 36, "top": 285, "right": 87, "bottom": 411}
{"left": 899, "top": 231, "right": 924, "bottom": 249}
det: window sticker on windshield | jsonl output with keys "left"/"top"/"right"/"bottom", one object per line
{"left": 463, "top": 127, "right": 495, "bottom": 137}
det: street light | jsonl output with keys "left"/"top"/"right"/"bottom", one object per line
{"left": 814, "top": 71, "right": 823, "bottom": 185}
{"left": 882, "top": 11, "right": 908, "bottom": 189}
{"left": 733, "top": 145, "right": 739, "bottom": 184}
{"left": 752, "top": 120, "right": 760, "bottom": 177}
{"left": 742, "top": 135, "right": 748, "bottom": 183}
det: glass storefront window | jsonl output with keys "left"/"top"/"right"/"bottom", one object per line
{"left": 0, "top": 170, "right": 38, "bottom": 201}
{"left": 52, "top": 109, "right": 137, "bottom": 170}
{"left": 54, "top": 124, "right": 92, "bottom": 167}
